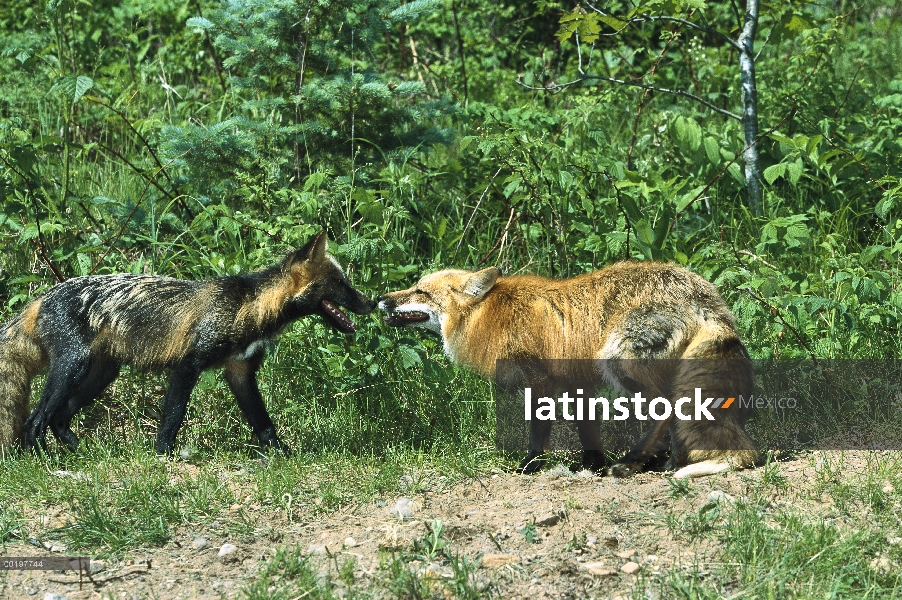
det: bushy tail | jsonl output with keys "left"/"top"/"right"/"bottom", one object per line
{"left": 0, "top": 301, "right": 48, "bottom": 451}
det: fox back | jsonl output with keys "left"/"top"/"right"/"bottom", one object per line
{"left": 379, "top": 262, "right": 743, "bottom": 375}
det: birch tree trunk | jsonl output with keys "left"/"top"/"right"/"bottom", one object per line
{"left": 738, "top": 0, "right": 762, "bottom": 215}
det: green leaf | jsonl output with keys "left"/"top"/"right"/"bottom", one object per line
{"left": 784, "top": 223, "right": 810, "bottom": 248}
{"left": 598, "top": 15, "right": 627, "bottom": 30}
{"left": 676, "top": 186, "right": 705, "bottom": 212}
{"left": 49, "top": 74, "right": 94, "bottom": 105}
{"left": 673, "top": 116, "right": 701, "bottom": 152}
{"left": 73, "top": 76, "right": 94, "bottom": 105}
{"left": 786, "top": 159, "right": 803, "bottom": 185}
{"left": 76, "top": 253, "right": 92, "bottom": 276}
{"left": 633, "top": 219, "right": 656, "bottom": 259}
{"left": 21, "top": 223, "right": 38, "bottom": 242}
{"left": 557, "top": 10, "right": 602, "bottom": 44}
{"left": 49, "top": 74, "right": 77, "bottom": 99}
{"left": 785, "top": 14, "right": 812, "bottom": 32}
{"left": 502, "top": 176, "right": 522, "bottom": 199}
{"left": 875, "top": 195, "right": 895, "bottom": 220}
{"left": 704, "top": 137, "right": 720, "bottom": 166}
{"left": 397, "top": 345, "right": 422, "bottom": 370}
{"left": 763, "top": 163, "right": 786, "bottom": 185}
{"left": 618, "top": 195, "right": 643, "bottom": 223}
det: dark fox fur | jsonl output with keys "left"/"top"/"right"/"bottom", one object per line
{"left": 0, "top": 231, "right": 374, "bottom": 454}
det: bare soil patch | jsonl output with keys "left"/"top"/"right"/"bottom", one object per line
{"left": 1, "top": 451, "right": 893, "bottom": 599}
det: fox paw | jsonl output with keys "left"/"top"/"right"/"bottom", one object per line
{"left": 265, "top": 438, "right": 292, "bottom": 457}
{"left": 55, "top": 429, "right": 80, "bottom": 452}
{"left": 518, "top": 451, "right": 547, "bottom": 474}
{"left": 607, "top": 461, "right": 641, "bottom": 478}
{"left": 574, "top": 450, "right": 605, "bottom": 474}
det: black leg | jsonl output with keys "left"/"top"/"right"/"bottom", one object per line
{"left": 24, "top": 352, "right": 91, "bottom": 449}
{"left": 155, "top": 363, "right": 201, "bottom": 454}
{"left": 519, "top": 416, "right": 553, "bottom": 473}
{"left": 50, "top": 360, "right": 121, "bottom": 451}
{"left": 223, "top": 358, "right": 289, "bottom": 454}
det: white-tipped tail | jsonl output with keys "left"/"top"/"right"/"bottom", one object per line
{"left": 672, "top": 460, "right": 732, "bottom": 479}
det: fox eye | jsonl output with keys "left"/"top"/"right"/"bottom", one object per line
{"left": 414, "top": 288, "right": 430, "bottom": 297}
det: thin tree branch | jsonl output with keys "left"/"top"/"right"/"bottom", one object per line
{"left": 517, "top": 75, "right": 741, "bottom": 121}
{"left": 83, "top": 95, "right": 176, "bottom": 188}
{"left": 88, "top": 151, "right": 189, "bottom": 275}
{"left": 585, "top": 3, "right": 742, "bottom": 50}
{"left": 30, "top": 196, "right": 66, "bottom": 283}
{"left": 453, "top": 166, "right": 503, "bottom": 265}
{"left": 96, "top": 141, "right": 176, "bottom": 200}
{"left": 604, "top": 170, "right": 630, "bottom": 260}
{"left": 627, "top": 24, "right": 684, "bottom": 169}
{"left": 796, "top": 110, "right": 886, "bottom": 192}
{"left": 477, "top": 207, "right": 519, "bottom": 267}
{"left": 192, "top": 0, "right": 227, "bottom": 94}
{"left": 450, "top": 0, "right": 469, "bottom": 106}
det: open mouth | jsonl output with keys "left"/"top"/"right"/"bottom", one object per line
{"left": 321, "top": 299, "right": 358, "bottom": 334}
{"left": 384, "top": 311, "right": 430, "bottom": 327}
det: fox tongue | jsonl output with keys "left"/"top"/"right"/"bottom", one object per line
{"left": 321, "top": 300, "right": 357, "bottom": 333}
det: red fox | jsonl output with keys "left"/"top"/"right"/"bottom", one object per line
{"left": 378, "top": 262, "right": 759, "bottom": 478}
{"left": 0, "top": 231, "right": 374, "bottom": 454}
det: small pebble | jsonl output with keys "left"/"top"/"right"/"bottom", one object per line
{"left": 620, "top": 561, "right": 640, "bottom": 574}
{"left": 536, "top": 513, "right": 560, "bottom": 527}
{"left": 583, "top": 562, "right": 616, "bottom": 577}
{"left": 89, "top": 559, "right": 107, "bottom": 574}
{"left": 708, "top": 490, "right": 735, "bottom": 504}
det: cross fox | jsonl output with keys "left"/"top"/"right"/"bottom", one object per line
{"left": 0, "top": 231, "right": 375, "bottom": 454}
{"left": 378, "top": 262, "right": 759, "bottom": 479}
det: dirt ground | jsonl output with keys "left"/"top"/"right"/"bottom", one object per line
{"left": 0, "top": 451, "right": 890, "bottom": 599}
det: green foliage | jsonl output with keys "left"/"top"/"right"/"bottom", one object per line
{"left": 0, "top": 9, "right": 901, "bottom": 593}
{"left": 242, "top": 546, "right": 342, "bottom": 600}
{"left": 519, "top": 521, "right": 538, "bottom": 544}
{"left": 171, "top": 0, "right": 454, "bottom": 198}
{"left": 412, "top": 519, "right": 450, "bottom": 561}
{"left": 557, "top": 8, "right": 604, "bottom": 44}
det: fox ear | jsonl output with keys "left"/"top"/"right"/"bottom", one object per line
{"left": 462, "top": 267, "right": 501, "bottom": 299}
{"left": 295, "top": 230, "right": 329, "bottom": 262}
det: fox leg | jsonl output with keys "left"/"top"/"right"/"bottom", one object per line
{"left": 575, "top": 420, "right": 605, "bottom": 472}
{"left": 155, "top": 363, "right": 201, "bottom": 454}
{"left": 24, "top": 350, "right": 92, "bottom": 449}
{"left": 224, "top": 357, "right": 289, "bottom": 454}
{"left": 520, "top": 418, "right": 552, "bottom": 474}
{"left": 50, "top": 359, "right": 121, "bottom": 451}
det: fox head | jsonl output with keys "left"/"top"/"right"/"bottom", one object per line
{"left": 377, "top": 267, "right": 501, "bottom": 336}
{"left": 283, "top": 231, "right": 376, "bottom": 333}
